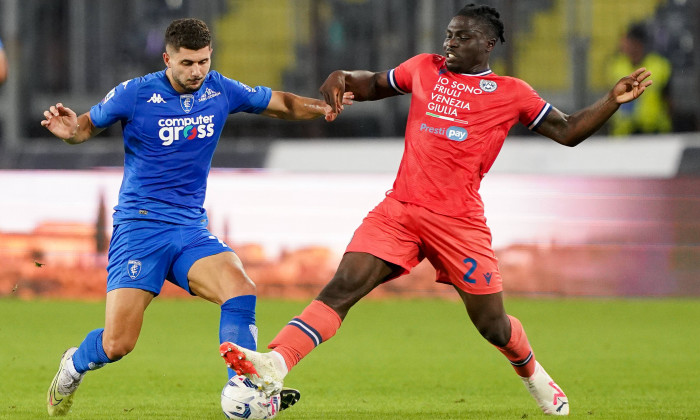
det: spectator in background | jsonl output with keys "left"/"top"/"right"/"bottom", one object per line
{"left": 608, "top": 23, "right": 672, "bottom": 136}
{"left": 0, "top": 37, "right": 8, "bottom": 85}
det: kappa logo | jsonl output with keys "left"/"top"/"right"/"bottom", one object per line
{"left": 127, "top": 259, "right": 142, "bottom": 279}
{"left": 147, "top": 93, "right": 167, "bottom": 104}
{"left": 208, "top": 235, "right": 228, "bottom": 248}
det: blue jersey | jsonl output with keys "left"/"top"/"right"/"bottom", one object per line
{"left": 90, "top": 70, "right": 272, "bottom": 225}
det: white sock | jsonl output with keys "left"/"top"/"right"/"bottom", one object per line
{"left": 65, "top": 356, "right": 83, "bottom": 380}
{"left": 270, "top": 351, "right": 289, "bottom": 377}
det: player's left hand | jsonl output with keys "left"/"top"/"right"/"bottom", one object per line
{"left": 324, "top": 92, "right": 354, "bottom": 122}
{"left": 613, "top": 67, "right": 652, "bottom": 104}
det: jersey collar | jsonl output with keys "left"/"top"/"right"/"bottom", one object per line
{"left": 459, "top": 69, "right": 493, "bottom": 76}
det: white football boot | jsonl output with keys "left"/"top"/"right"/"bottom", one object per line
{"left": 521, "top": 361, "right": 569, "bottom": 415}
{"left": 47, "top": 347, "right": 85, "bottom": 416}
{"left": 220, "top": 342, "right": 288, "bottom": 396}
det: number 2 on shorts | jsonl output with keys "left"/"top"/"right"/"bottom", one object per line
{"left": 463, "top": 257, "right": 477, "bottom": 284}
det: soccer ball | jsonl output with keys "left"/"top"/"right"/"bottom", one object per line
{"left": 221, "top": 375, "right": 277, "bottom": 419}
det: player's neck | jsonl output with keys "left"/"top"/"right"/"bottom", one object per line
{"left": 164, "top": 68, "right": 187, "bottom": 94}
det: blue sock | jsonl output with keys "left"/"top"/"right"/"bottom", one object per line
{"left": 220, "top": 295, "right": 257, "bottom": 379}
{"left": 72, "top": 328, "right": 118, "bottom": 374}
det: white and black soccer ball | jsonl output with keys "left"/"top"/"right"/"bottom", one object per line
{"left": 221, "top": 375, "right": 277, "bottom": 419}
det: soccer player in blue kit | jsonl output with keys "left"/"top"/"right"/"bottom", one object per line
{"left": 41, "top": 18, "right": 351, "bottom": 417}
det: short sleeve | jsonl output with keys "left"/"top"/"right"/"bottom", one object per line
{"left": 515, "top": 80, "right": 552, "bottom": 130}
{"left": 387, "top": 54, "right": 437, "bottom": 95}
{"left": 217, "top": 74, "right": 272, "bottom": 114}
{"left": 89, "top": 79, "right": 138, "bottom": 128}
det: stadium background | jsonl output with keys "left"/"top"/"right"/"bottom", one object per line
{"left": 0, "top": 0, "right": 699, "bottom": 299}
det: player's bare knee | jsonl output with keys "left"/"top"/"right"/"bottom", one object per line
{"left": 231, "top": 275, "right": 256, "bottom": 297}
{"left": 215, "top": 260, "right": 255, "bottom": 295}
{"left": 102, "top": 337, "right": 135, "bottom": 360}
{"left": 474, "top": 319, "right": 510, "bottom": 347}
{"left": 215, "top": 269, "right": 256, "bottom": 304}
{"left": 469, "top": 310, "right": 510, "bottom": 346}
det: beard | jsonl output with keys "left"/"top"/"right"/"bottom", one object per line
{"left": 174, "top": 75, "right": 204, "bottom": 93}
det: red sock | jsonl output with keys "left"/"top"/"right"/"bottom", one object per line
{"left": 496, "top": 315, "right": 537, "bottom": 378}
{"left": 268, "top": 300, "right": 342, "bottom": 371}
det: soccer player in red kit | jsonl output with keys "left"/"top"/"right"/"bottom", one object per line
{"left": 222, "top": 3, "right": 652, "bottom": 415}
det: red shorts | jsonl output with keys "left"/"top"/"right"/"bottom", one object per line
{"left": 346, "top": 196, "right": 502, "bottom": 294}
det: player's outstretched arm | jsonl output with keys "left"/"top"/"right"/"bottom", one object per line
{"left": 535, "top": 67, "right": 652, "bottom": 147}
{"left": 320, "top": 70, "right": 399, "bottom": 114}
{"left": 261, "top": 91, "right": 353, "bottom": 122}
{"left": 40, "top": 103, "right": 103, "bottom": 144}
{"left": 0, "top": 48, "right": 8, "bottom": 85}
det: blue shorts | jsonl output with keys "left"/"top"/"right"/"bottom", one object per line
{"left": 106, "top": 220, "right": 233, "bottom": 295}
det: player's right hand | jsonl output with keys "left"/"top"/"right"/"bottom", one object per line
{"left": 41, "top": 103, "right": 78, "bottom": 140}
{"left": 320, "top": 70, "right": 348, "bottom": 114}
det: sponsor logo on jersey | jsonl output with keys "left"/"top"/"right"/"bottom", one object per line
{"left": 102, "top": 88, "right": 116, "bottom": 104}
{"left": 147, "top": 93, "right": 167, "bottom": 104}
{"left": 158, "top": 114, "right": 216, "bottom": 146}
{"left": 479, "top": 79, "right": 497, "bottom": 92}
{"left": 419, "top": 123, "right": 468, "bottom": 142}
{"left": 198, "top": 87, "right": 222, "bottom": 102}
{"left": 180, "top": 94, "right": 195, "bottom": 113}
{"left": 127, "top": 259, "right": 142, "bottom": 279}
{"left": 239, "top": 82, "right": 256, "bottom": 93}
{"left": 101, "top": 80, "right": 131, "bottom": 104}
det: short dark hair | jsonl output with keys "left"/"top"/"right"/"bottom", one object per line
{"left": 164, "top": 18, "right": 212, "bottom": 51}
{"left": 626, "top": 23, "right": 648, "bottom": 45}
{"left": 456, "top": 4, "right": 506, "bottom": 44}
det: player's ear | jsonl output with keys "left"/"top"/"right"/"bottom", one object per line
{"left": 163, "top": 52, "right": 171, "bottom": 68}
{"left": 486, "top": 38, "right": 496, "bottom": 52}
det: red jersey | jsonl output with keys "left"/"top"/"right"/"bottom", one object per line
{"left": 386, "top": 53, "right": 551, "bottom": 217}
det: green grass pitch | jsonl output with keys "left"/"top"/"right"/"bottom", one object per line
{"left": 1, "top": 297, "right": 699, "bottom": 419}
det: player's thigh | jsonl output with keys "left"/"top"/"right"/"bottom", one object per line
{"left": 169, "top": 227, "right": 252, "bottom": 303}
{"left": 419, "top": 212, "right": 503, "bottom": 294}
{"left": 186, "top": 251, "right": 255, "bottom": 304}
{"left": 106, "top": 221, "right": 180, "bottom": 295}
{"left": 345, "top": 196, "right": 424, "bottom": 278}
{"left": 103, "top": 287, "right": 155, "bottom": 356}
{"left": 319, "top": 252, "right": 399, "bottom": 304}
